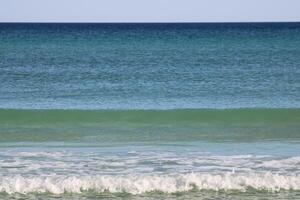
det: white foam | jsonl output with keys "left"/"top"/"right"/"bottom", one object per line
{"left": 1, "top": 172, "right": 300, "bottom": 195}
{"left": 258, "top": 157, "right": 300, "bottom": 169}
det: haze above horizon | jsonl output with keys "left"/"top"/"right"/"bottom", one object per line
{"left": 1, "top": 0, "right": 300, "bottom": 23}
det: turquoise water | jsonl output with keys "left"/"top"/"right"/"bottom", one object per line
{"left": 1, "top": 23, "right": 300, "bottom": 109}
{"left": 0, "top": 23, "right": 300, "bottom": 199}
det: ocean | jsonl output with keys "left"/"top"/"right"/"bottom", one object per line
{"left": 0, "top": 23, "right": 300, "bottom": 199}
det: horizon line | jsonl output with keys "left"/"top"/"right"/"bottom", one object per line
{"left": 1, "top": 21, "right": 300, "bottom": 24}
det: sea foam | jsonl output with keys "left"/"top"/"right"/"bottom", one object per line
{"left": 1, "top": 172, "right": 300, "bottom": 194}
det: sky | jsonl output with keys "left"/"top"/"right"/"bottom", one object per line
{"left": 0, "top": 0, "right": 300, "bottom": 22}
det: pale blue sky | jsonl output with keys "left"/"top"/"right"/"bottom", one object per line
{"left": 0, "top": 0, "right": 300, "bottom": 22}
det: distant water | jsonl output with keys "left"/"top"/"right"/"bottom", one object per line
{"left": 1, "top": 23, "right": 300, "bottom": 109}
{"left": 0, "top": 23, "right": 300, "bottom": 199}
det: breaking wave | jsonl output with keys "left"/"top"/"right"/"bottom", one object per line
{"left": 1, "top": 172, "right": 300, "bottom": 194}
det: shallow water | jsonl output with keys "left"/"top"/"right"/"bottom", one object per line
{"left": 0, "top": 109, "right": 299, "bottom": 199}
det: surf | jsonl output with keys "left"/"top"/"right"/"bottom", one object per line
{"left": 1, "top": 172, "right": 300, "bottom": 195}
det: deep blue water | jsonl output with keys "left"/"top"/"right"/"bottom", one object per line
{"left": 0, "top": 23, "right": 300, "bottom": 109}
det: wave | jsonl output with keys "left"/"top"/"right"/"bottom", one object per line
{"left": 1, "top": 172, "right": 300, "bottom": 195}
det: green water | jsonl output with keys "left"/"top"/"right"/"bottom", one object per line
{"left": 0, "top": 109, "right": 299, "bottom": 144}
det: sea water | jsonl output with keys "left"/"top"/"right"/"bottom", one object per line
{"left": 0, "top": 23, "right": 300, "bottom": 199}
